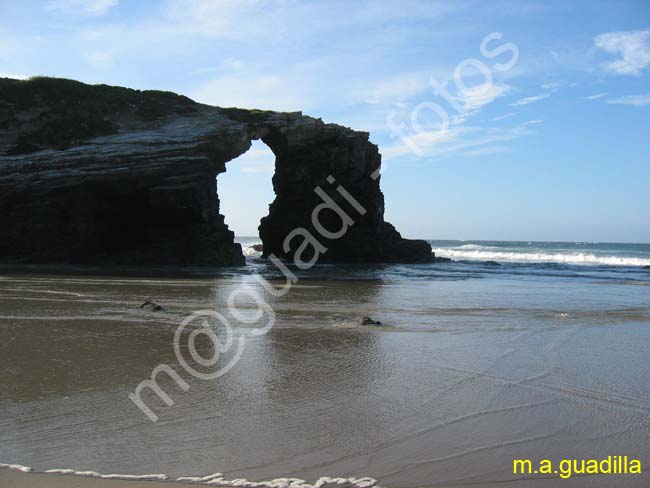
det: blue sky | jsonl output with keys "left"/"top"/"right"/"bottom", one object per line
{"left": 1, "top": 0, "right": 649, "bottom": 242}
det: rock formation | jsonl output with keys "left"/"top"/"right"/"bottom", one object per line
{"left": 0, "top": 77, "right": 432, "bottom": 265}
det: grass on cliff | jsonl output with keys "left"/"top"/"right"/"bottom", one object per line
{"left": 0, "top": 76, "right": 198, "bottom": 154}
{"left": 1, "top": 76, "right": 279, "bottom": 155}
{"left": 219, "top": 107, "right": 274, "bottom": 123}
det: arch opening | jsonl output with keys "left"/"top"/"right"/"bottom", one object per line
{"left": 217, "top": 139, "right": 276, "bottom": 258}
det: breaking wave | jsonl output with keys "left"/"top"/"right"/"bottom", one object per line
{"left": 430, "top": 247, "right": 650, "bottom": 267}
{"left": 237, "top": 237, "right": 650, "bottom": 268}
{"left": 242, "top": 245, "right": 262, "bottom": 258}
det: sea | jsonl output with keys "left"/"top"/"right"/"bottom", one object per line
{"left": 0, "top": 239, "right": 649, "bottom": 487}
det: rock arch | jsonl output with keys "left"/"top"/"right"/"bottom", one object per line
{"left": 0, "top": 77, "right": 432, "bottom": 265}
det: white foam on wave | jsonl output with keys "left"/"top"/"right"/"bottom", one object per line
{"left": 432, "top": 248, "right": 650, "bottom": 267}
{"left": 1, "top": 463, "right": 380, "bottom": 488}
{"left": 242, "top": 245, "right": 262, "bottom": 258}
{"left": 0, "top": 463, "right": 33, "bottom": 473}
{"left": 44, "top": 469, "right": 168, "bottom": 480}
{"left": 456, "top": 244, "right": 483, "bottom": 250}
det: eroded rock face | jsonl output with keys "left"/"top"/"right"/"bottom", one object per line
{"left": 0, "top": 77, "right": 432, "bottom": 265}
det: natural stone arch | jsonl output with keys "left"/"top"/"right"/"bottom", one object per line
{"left": 0, "top": 77, "right": 432, "bottom": 265}
{"left": 217, "top": 114, "right": 432, "bottom": 264}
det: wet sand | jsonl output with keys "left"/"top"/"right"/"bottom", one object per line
{"left": 1, "top": 270, "right": 649, "bottom": 487}
{"left": 0, "top": 469, "right": 194, "bottom": 488}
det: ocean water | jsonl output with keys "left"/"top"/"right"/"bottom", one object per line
{"left": 0, "top": 239, "right": 649, "bottom": 487}
{"left": 238, "top": 237, "right": 650, "bottom": 284}
{"left": 428, "top": 240, "right": 650, "bottom": 267}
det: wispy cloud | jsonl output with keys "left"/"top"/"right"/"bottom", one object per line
{"left": 364, "top": 72, "right": 429, "bottom": 105}
{"left": 462, "top": 145, "right": 512, "bottom": 157}
{"left": 164, "top": 0, "right": 288, "bottom": 40}
{"left": 493, "top": 112, "right": 518, "bottom": 121}
{"left": 382, "top": 124, "right": 535, "bottom": 161}
{"left": 164, "top": 0, "right": 459, "bottom": 42}
{"left": 594, "top": 30, "right": 650, "bottom": 75}
{"left": 520, "top": 119, "right": 543, "bottom": 126}
{"left": 541, "top": 82, "right": 561, "bottom": 90}
{"left": 509, "top": 93, "right": 550, "bottom": 106}
{"left": 378, "top": 78, "right": 518, "bottom": 160}
{"left": 458, "top": 83, "right": 510, "bottom": 111}
{"left": 606, "top": 94, "right": 650, "bottom": 107}
{"left": 584, "top": 92, "right": 607, "bottom": 100}
{"left": 193, "top": 72, "right": 312, "bottom": 111}
{"left": 46, "top": 0, "right": 119, "bottom": 16}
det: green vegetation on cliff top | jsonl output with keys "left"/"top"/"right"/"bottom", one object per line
{"left": 0, "top": 77, "right": 198, "bottom": 154}
{"left": 0, "top": 77, "right": 275, "bottom": 155}
{"left": 218, "top": 107, "right": 274, "bottom": 123}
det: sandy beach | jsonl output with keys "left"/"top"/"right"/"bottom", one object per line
{"left": 0, "top": 469, "right": 195, "bottom": 488}
{"left": 1, "top": 266, "right": 649, "bottom": 487}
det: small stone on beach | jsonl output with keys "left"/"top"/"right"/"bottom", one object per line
{"left": 360, "top": 316, "right": 382, "bottom": 326}
{"left": 139, "top": 301, "right": 166, "bottom": 312}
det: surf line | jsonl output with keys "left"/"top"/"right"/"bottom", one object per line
{"left": 0, "top": 464, "right": 381, "bottom": 488}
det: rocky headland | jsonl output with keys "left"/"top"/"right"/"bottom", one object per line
{"left": 0, "top": 77, "right": 432, "bottom": 265}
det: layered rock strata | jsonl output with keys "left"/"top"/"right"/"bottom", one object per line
{"left": 0, "top": 77, "right": 432, "bottom": 265}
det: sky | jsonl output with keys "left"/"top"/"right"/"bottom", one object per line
{"left": 1, "top": 0, "right": 649, "bottom": 242}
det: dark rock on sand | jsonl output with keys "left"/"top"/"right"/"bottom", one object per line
{"left": 361, "top": 316, "right": 382, "bottom": 326}
{"left": 139, "top": 301, "right": 166, "bottom": 312}
{"left": 0, "top": 77, "right": 431, "bottom": 266}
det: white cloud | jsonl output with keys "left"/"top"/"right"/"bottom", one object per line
{"left": 493, "top": 112, "right": 518, "bottom": 121}
{"left": 462, "top": 145, "right": 512, "bottom": 157}
{"left": 509, "top": 93, "right": 550, "bottom": 106}
{"left": 377, "top": 77, "right": 517, "bottom": 162}
{"left": 191, "top": 58, "right": 349, "bottom": 112}
{"left": 594, "top": 30, "right": 650, "bottom": 75}
{"left": 458, "top": 83, "right": 510, "bottom": 111}
{"left": 364, "top": 72, "right": 429, "bottom": 104}
{"left": 584, "top": 92, "right": 607, "bottom": 100}
{"left": 164, "top": 0, "right": 459, "bottom": 41}
{"left": 382, "top": 124, "right": 534, "bottom": 161}
{"left": 192, "top": 61, "right": 440, "bottom": 114}
{"left": 606, "top": 94, "right": 650, "bottom": 106}
{"left": 164, "top": 0, "right": 283, "bottom": 40}
{"left": 541, "top": 82, "right": 561, "bottom": 90}
{"left": 46, "top": 0, "right": 119, "bottom": 16}
{"left": 520, "top": 119, "right": 543, "bottom": 126}
{"left": 193, "top": 74, "right": 310, "bottom": 111}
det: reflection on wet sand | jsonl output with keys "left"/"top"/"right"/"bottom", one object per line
{"left": 1, "top": 272, "right": 649, "bottom": 487}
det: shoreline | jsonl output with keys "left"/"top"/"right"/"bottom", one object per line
{"left": 0, "top": 466, "right": 380, "bottom": 488}
{"left": 0, "top": 470, "right": 194, "bottom": 488}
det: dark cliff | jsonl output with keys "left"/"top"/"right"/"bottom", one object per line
{"left": 0, "top": 77, "right": 432, "bottom": 266}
